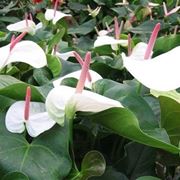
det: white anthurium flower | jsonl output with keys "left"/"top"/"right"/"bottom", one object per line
{"left": 7, "top": 20, "right": 37, "bottom": 35}
{"left": 6, "top": 87, "right": 55, "bottom": 137}
{"left": 46, "top": 85, "right": 122, "bottom": 124}
{"left": 94, "top": 35, "right": 128, "bottom": 50}
{"left": 98, "top": 30, "right": 110, "bottom": 36}
{"left": 46, "top": 52, "right": 123, "bottom": 125}
{"left": 122, "top": 23, "right": 180, "bottom": 91}
{"left": 55, "top": 51, "right": 75, "bottom": 61}
{"left": 0, "top": 40, "right": 47, "bottom": 69}
{"left": 45, "top": 9, "right": 71, "bottom": 25}
{"left": 53, "top": 70, "right": 102, "bottom": 89}
{"left": 122, "top": 42, "right": 180, "bottom": 91}
{"left": 35, "top": 22, "right": 43, "bottom": 31}
{"left": 148, "top": 2, "right": 159, "bottom": 7}
{"left": 5, "top": 101, "right": 55, "bottom": 137}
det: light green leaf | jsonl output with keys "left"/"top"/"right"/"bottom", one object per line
{"left": 47, "top": 54, "right": 62, "bottom": 78}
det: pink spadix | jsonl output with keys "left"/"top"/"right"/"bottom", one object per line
{"left": 75, "top": 52, "right": 91, "bottom": 93}
{"left": 10, "top": 31, "right": 27, "bottom": 52}
{"left": 144, "top": 23, "right": 160, "bottom": 59}
{"left": 73, "top": 51, "right": 92, "bottom": 82}
{"left": 53, "top": 0, "right": 59, "bottom": 17}
{"left": 24, "top": 86, "right": 31, "bottom": 121}
{"left": 114, "top": 17, "right": 124, "bottom": 40}
{"left": 114, "top": 17, "right": 120, "bottom": 40}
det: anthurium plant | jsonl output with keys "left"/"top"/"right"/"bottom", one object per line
{"left": 0, "top": 0, "right": 180, "bottom": 179}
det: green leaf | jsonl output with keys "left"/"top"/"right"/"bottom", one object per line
{"left": 90, "top": 166, "right": 128, "bottom": 180}
{"left": 151, "top": 90, "right": 180, "bottom": 104}
{"left": 33, "top": 68, "right": 52, "bottom": 85}
{"left": 93, "top": 55, "right": 123, "bottom": 70}
{"left": 73, "top": 151, "right": 106, "bottom": 180}
{"left": 154, "top": 35, "right": 180, "bottom": 56}
{"left": 47, "top": 54, "right": 62, "bottom": 78}
{"left": 117, "top": 142, "right": 156, "bottom": 179}
{"left": 36, "top": 12, "right": 49, "bottom": 26}
{"left": 136, "top": 176, "right": 161, "bottom": 180}
{"left": 87, "top": 107, "right": 180, "bottom": 153}
{"left": 2, "top": 172, "right": 29, "bottom": 180}
{"left": 68, "top": 19, "right": 96, "bottom": 35}
{"left": 0, "top": 75, "right": 45, "bottom": 101}
{"left": 159, "top": 96, "right": 180, "bottom": 146}
{"left": 48, "top": 28, "right": 65, "bottom": 52}
{"left": 130, "top": 20, "right": 168, "bottom": 34}
{"left": 80, "top": 151, "right": 106, "bottom": 179}
{"left": 93, "top": 79, "right": 158, "bottom": 130}
{"left": 92, "top": 79, "right": 135, "bottom": 100}
{"left": 0, "top": 112, "right": 72, "bottom": 179}
{"left": 150, "top": 90, "right": 180, "bottom": 145}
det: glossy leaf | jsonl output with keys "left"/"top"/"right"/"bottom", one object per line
{"left": 136, "top": 176, "right": 161, "bottom": 180}
{"left": 2, "top": 172, "right": 29, "bottom": 180}
{"left": 68, "top": 19, "right": 96, "bottom": 35}
{"left": 0, "top": 114, "right": 71, "bottom": 179}
{"left": 90, "top": 167, "right": 128, "bottom": 180}
{"left": 117, "top": 142, "right": 156, "bottom": 179}
{"left": 0, "top": 75, "right": 44, "bottom": 101}
{"left": 87, "top": 107, "right": 180, "bottom": 153}
{"left": 80, "top": 151, "right": 106, "bottom": 179}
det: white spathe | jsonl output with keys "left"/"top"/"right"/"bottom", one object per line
{"left": 5, "top": 101, "right": 56, "bottom": 137}
{"left": 94, "top": 35, "right": 128, "bottom": 50}
{"left": 46, "top": 85, "right": 123, "bottom": 123}
{"left": 7, "top": 20, "right": 36, "bottom": 35}
{"left": 122, "top": 42, "right": 180, "bottom": 91}
{"left": 0, "top": 40, "right": 47, "bottom": 68}
{"left": 45, "top": 9, "right": 71, "bottom": 25}
{"left": 53, "top": 70, "right": 102, "bottom": 89}
{"left": 56, "top": 51, "right": 75, "bottom": 61}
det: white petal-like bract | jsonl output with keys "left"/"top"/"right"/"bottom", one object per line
{"left": 45, "top": 9, "right": 71, "bottom": 24}
{"left": 7, "top": 20, "right": 36, "bottom": 35}
{"left": 0, "top": 41, "right": 47, "bottom": 68}
{"left": 46, "top": 85, "right": 123, "bottom": 123}
{"left": 94, "top": 35, "right": 128, "bottom": 49}
{"left": 56, "top": 51, "right": 75, "bottom": 61}
{"left": 122, "top": 45, "right": 180, "bottom": 91}
{"left": 5, "top": 101, "right": 55, "bottom": 137}
{"left": 53, "top": 70, "right": 102, "bottom": 89}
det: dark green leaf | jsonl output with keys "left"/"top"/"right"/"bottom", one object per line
{"left": 68, "top": 19, "right": 96, "bottom": 35}
{"left": 87, "top": 107, "right": 180, "bottom": 153}
{"left": 2, "top": 172, "right": 29, "bottom": 180}
{"left": 0, "top": 75, "right": 44, "bottom": 101}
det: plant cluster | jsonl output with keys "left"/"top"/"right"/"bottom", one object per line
{"left": 0, "top": 0, "right": 180, "bottom": 179}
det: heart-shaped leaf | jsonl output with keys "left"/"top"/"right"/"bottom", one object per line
{"left": 0, "top": 96, "right": 71, "bottom": 179}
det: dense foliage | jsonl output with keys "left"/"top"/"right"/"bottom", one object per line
{"left": 0, "top": 0, "right": 180, "bottom": 179}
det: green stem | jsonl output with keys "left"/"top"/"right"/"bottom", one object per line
{"left": 137, "top": 82, "right": 142, "bottom": 95}
{"left": 67, "top": 115, "right": 79, "bottom": 172}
